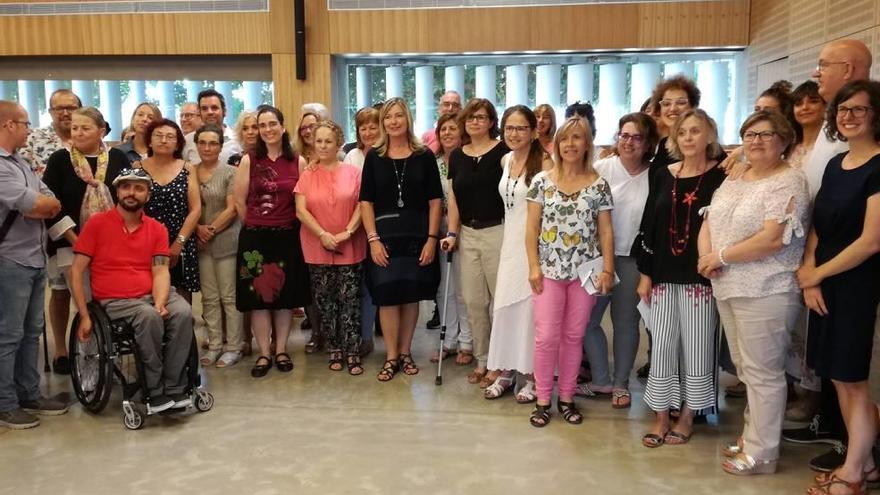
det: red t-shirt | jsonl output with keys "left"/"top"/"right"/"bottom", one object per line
{"left": 74, "top": 208, "right": 170, "bottom": 301}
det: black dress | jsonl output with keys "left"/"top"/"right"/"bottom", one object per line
{"left": 145, "top": 167, "right": 200, "bottom": 293}
{"left": 359, "top": 147, "right": 443, "bottom": 306}
{"left": 807, "top": 152, "right": 880, "bottom": 382}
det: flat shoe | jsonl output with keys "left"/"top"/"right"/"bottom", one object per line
{"left": 250, "top": 355, "right": 272, "bottom": 378}
{"left": 515, "top": 381, "right": 537, "bottom": 404}
{"left": 467, "top": 369, "right": 486, "bottom": 384}
{"left": 664, "top": 430, "right": 691, "bottom": 445}
{"left": 611, "top": 389, "right": 631, "bottom": 409}
{"left": 455, "top": 350, "right": 474, "bottom": 366}
{"left": 642, "top": 431, "right": 667, "bottom": 448}
{"left": 275, "top": 352, "right": 293, "bottom": 372}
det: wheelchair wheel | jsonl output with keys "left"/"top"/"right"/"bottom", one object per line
{"left": 68, "top": 311, "right": 113, "bottom": 414}
{"left": 122, "top": 409, "right": 145, "bottom": 430}
{"left": 194, "top": 391, "right": 214, "bottom": 412}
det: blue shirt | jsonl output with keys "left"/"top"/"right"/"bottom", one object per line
{"left": 0, "top": 147, "right": 54, "bottom": 268}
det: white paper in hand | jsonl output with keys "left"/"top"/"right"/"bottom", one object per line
{"left": 637, "top": 300, "right": 652, "bottom": 329}
{"left": 577, "top": 257, "right": 619, "bottom": 295}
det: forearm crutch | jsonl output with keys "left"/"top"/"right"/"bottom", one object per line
{"left": 435, "top": 251, "right": 454, "bottom": 386}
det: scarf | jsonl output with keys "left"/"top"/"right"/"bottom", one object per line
{"left": 70, "top": 145, "right": 114, "bottom": 225}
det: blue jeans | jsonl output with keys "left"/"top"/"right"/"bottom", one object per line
{"left": 0, "top": 259, "right": 46, "bottom": 412}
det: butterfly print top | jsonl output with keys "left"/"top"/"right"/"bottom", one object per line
{"left": 526, "top": 170, "right": 613, "bottom": 281}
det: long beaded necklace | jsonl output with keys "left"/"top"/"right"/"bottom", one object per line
{"left": 505, "top": 158, "right": 523, "bottom": 211}
{"left": 391, "top": 157, "right": 407, "bottom": 208}
{"left": 668, "top": 164, "right": 706, "bottom": 256}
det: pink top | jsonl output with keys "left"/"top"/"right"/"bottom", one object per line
{"left": 421, "top": 129, "right": 440, "bottom": 154}
{"left": 245, "top": 152, "right": 300, "bottom": 227}
{"left": 294, "top": 163, "right": 366, "bottom": 265}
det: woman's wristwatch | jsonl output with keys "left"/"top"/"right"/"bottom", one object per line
{"left": 176, "top": 234, "right": 187, "bottom": 244}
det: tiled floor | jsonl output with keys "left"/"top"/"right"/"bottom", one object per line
{"left": 0, "top": 301, "right": 863, "bottom": 495}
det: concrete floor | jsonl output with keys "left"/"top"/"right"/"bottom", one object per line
{"left": 0, "top": 300, "right": 857, "bottom": 495}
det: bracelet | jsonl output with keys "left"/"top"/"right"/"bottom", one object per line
{"left": 176, "top": 234, "right": 187, "bottom": 244}
{"left": 368, "top": 237, "right": 381, "bottom": 243}
{"left": 719, "top": 247, "right": 729, "bottom": 266}
{"left": 446, "top": 232, "right": 458, "bottom": 238}
{"left": 427, "top": 234, "right": 439, "bottom": 240}
{"left": 345, "top": 228, "right": 354, "bottom": 236}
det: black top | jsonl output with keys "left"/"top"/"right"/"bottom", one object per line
{"left": 359, "top": 147, "right": 443, "bottom": 215}
{"left": 650, "top": 136, "right": 728, "bottom": 181}
{"left": 633, "top": 163, "right": 726, "bottom": 285}
{"left": 448, "top": 141, "right": 509, "bottom": 225}
{"left": 814, "top": 152, "right": 880, "bottom": 268}
{"left": 42, "top": 148, "right": 128, "bottom": 256}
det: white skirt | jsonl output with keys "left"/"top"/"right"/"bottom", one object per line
{"left": 486, "top": 297, "right": 535, "bottom": 373}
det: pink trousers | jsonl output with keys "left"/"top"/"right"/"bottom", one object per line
{"left": 532, "top": 278, "right": 596, "bottom": 403}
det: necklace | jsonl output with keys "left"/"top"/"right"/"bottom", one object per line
{"left": 668, "top": 164, "right": 706, "bottom": 256}
{"left": 505, "top": 160, "right": 523, "bottom": 211}
{"left": 392, "top": 157, "right": 407, "bottom": 208}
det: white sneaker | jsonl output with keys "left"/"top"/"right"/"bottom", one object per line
{"left": 215, "top": 351, "right": 242, "bottom": 368}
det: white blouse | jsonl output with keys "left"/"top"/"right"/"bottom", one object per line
{"left": 594, "top": 156, "right": 649, "bottom": 256}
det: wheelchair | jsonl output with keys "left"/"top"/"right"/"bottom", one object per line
{"left": 68, "top": 301, "right": 214, "bottom": 430}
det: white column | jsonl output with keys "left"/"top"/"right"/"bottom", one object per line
{"left": 597, "top": 64, "right": 627, "bottom": 145}
{"left": 664, "top": 62, "right": 695, "bottom": 79}
{"left": 445, "top": 66, "right": 465, "bottom": 100}
{"left": 355, "top": 67, "right": 371, "bottom": 109}
{"left": 536, "top": 64, "right": 561, "bottom": 110}
{"left": 475, "top": 65, "right": 496, "bottom": 106}
{"left": 129, "top": 80, "right": 146, "bottom": 104}
{"left": 242, "top": 81, "right": 263, "bottom": 111}
{"left": 214, "top": 81, "right": 236, "bottom": 126}
{"left": 567, "top": 63, "right": 594, "bottom": 105}
{"left": 17, "top": 81, "right": 41, "bottom": 127}
{"left": 697, "top": 61, "right": 730, "bottom": 143}
{"left": 184, "top": 80, "right": 202, "bottom": 102}
{"left": 630, "top": 63, "right": 662, "bottom": 112}
{"left": 99, "top": 80, "right": 122, "bottom": 141}
{"left": 72, "top": 80, "right": 95, "bottom": 107}
{"left": 415, "top": 66, "right": 434, "bottom": 136}
{"left": 385, "top": 66, "right": 403, "bottom": 99}
{"left": 156, "top": 80, "right": 176, "bottom": 125}
{"left": 730, "top": 53, "right": 747, "bottom": 144}
{"left": 44, "top": 80, "right": 64, "bottom": 102}
{"left": 505, "top": 64, "right": 528, "bottom": 109}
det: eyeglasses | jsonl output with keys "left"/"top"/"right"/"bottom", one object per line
{"left": 197, "top": 140, "right": 221, "bottom": 147}
{"left": 837, "top": 105, "right": 871, "bottom": 118}
{"left": 49, "top": 106, "right": 78, "bottom": 114}
{"left": 466, "top": 114, "right": 490, "bottom": 123}
{"left": 504, "top": 125, "right": 530, "bottom": 134}
{"left": 151, "top": 132, "right": 177, "bottom": 142}
{"left": 815, "top": 61, "right": 848, "bottom": 73}
{"left": 180, "top": 112, "right": 199, "bottom": 119}
{"left": 743, "top": 130, "right": 777, "bottom": 142}
{"left": 659, "top": 98, "right": 690, "bottom": 109}
{"left": 11, "top": 120, "right": 31, "bottom": 127}
{"left": 440, "top": 101, "right": 461, "bottom": 109}
{"left": 617, "top": 132, "right": 644, "bottom": 143}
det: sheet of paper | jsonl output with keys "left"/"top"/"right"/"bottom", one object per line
{"left": 637, "top": 299, "right": 652, "bottom": 329}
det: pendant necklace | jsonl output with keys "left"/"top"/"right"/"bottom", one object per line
{"left": 506, "top": 160, "right": 523, "bottom": 211}
{"left": 392, "top": 157, "right": 407, "bottom": 208}
{"left": 668, "top": 164, "right": 706, "bottom": 256}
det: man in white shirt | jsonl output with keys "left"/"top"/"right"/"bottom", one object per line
{"left": 181, "top": 89, "right": 241, "bottom": 165}
{"left": 421, "top": 91, "right": 462, "bottom": 154}
{"left": 782, "top": 38, "right": 873, "bottom": 475}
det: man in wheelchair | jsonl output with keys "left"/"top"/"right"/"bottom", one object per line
{"left": 69, "top": 168, "right": 194, "bottom": 414}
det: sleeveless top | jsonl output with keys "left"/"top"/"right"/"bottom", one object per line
{"left": 245, "top": 151, "right": 300, "bottom": 227}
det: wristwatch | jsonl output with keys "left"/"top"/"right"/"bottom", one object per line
{"left": 177, "top": 234, "right": 187, "bottom": 244}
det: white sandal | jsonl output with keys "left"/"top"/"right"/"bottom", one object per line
{"left": 216, "top": 350, "right": 243, "bottom": 368}
{"left": 515, "top": 380, "right": 537, "bottom": 404}
{"left": 483, "top": 375, "right": 514, "bottom": 400}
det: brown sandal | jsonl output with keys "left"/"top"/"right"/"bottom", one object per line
{"left": 807, "top": 474, "right": 867, "bottom": 495}
{"left": 399, "top": 354, "right": 419, "bottom": 376}
{"left": 377, "top": 359, "right": 398, "bottom": 382}
{"left": 455, "top": 350, "right": 474, "bottom": 366}
{"left": 467, "top": 369, "right": 486, "bottom": 384}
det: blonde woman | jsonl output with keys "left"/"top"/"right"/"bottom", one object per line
{"left": 534, "top": 104, "right": 556, "bottom": 155}
{"left": 114, "top": 102, "right": 161, "bottom": 164}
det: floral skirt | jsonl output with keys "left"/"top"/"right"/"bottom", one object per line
{"left": 235, "top": 224, "right": 311, "bottom": 311}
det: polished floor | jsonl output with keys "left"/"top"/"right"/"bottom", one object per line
{"left": 0, "top": 300, "right": 864, "bottom": 495}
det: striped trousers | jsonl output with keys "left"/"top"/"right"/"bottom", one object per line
{"left": 643, "top": 283, "right": 719, "bottom": 412}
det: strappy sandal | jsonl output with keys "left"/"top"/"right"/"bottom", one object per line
{"left": 611, "top": 388, "right": 631, "bottom": 409}
{"left": 557, "top": 400, "right": 584, "bottom": 425}
{"left": 346, "top": 354, "right": 364, "bottom": 376}
{"left": 274, "top": 352, "right": 293, "bottom": 372}
{"left": 399, "top": 354, "right": 419, "bottom": 376}
{"left": 455, "top": 350, "right": 474, "bottom": 366}
{"left": 515, "top": 380, "right": 537, "bottom": 404}
{"left": 377, "top": 359, "right": 399, "bottom": 382}
{"left": 328, "top": 350, "right": 344, "bottom": 372}
{"left": 467, "top": 369, "right": 486, "bottom": 385}
{"left": 430, "top": 347, "right": 454, "bottom": 363}
{"left": 250, "top": 355, "right": 272, "bottom": 378}
{"left": 642, "top": 429, "right": 669, "bottom": 448}
{"left": 484, "top": 375, "right": 514, "bottom": 400}
{"left": 816, "top": 469, "right": 879, "bottom": 488}
{"left": 721, "top": 453, "right": 777, "bottom": 476}
{"left": 530, "top": 403, "right": 551, "bottom": 428}
{"left": 807, "top": 474, "right": 867, "bottom": 495}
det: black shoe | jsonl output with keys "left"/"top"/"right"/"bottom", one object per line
{"left": 147, "top": 395, "right": 174, "bottom": 414}
{"left": 426, "top": 305, "right": 440, "bottom": 329}
{"left": 20, "top": 397, "right": 69, "bottom": 416}
{"left": 809, "top": 442, "right": 847, "bottom": 472}
{"left": 636, "top": 361, "right": 650, "bottom": 379}
{"left": 52, "top": 356, "right": 71, "bottom": 375}
{"left": 782, "top": 415, "right": 837, "bottom": 444}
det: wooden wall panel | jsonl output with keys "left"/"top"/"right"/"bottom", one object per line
{"left": 0, "top": 12, "right": 270, "bottom": 55}
{"left": 328, "top": 1, "right": 749, "bottom": 54}
{"left": 271, "top": 53, "right": 332, "bottom": 123}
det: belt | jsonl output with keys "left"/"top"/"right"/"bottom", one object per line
{"left": 462, "top": 218, "right": 502, "bottom": 230}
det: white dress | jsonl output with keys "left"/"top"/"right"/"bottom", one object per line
{"left": 486, "top": 153, "right": 535, "bottom": 373}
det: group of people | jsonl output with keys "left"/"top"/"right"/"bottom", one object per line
{"left": 1, "top": 37, "right": 879, "bottom": 494}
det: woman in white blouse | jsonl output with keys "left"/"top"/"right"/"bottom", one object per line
{"left": 697, "top": 110, "right": 810, "bottom": 475}
{"left": 582, "top": 113, "right": 658, "bottom": 408}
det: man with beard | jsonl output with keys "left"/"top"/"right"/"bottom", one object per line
{"left": 181, "top": 89, "right": 240, "bottom": 165}
{"left": 69, "top": 168, "right": 194, "bottom": 414}
{"left": 21, "top": 89, "right": 81, "bottom": 178}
